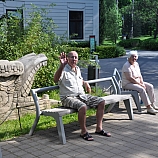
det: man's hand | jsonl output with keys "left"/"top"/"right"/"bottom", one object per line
{"left": 84, "top": 81, "right": 91, "bottom": 94}
{"left": 59, "top": 52, "right": 67, "bottom": 66}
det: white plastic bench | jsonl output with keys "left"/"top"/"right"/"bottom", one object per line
{"left": 29, "top": 77, "right": 133, "bottom": 144}
{"left": 112, "top": 68, "right": 141, "bottom": 112}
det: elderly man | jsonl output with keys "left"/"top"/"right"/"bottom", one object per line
{"left": 122, "top": 50, "right": 158, "bottom": 115}
{"left": 54, "top": 51, "right": 111, "bottom": 141}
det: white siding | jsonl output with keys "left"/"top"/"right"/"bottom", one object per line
{"left": 0, "top": 0, "right": 99, "bottom": 44}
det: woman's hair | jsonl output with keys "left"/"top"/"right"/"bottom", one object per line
{"left": 127, "top": 50, "right": 138, "bottom": 59}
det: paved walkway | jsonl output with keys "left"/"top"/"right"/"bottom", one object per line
{"left": 1, "top": 51, "right": 158, "bottom": 158}
{"left": 1, "top": 104, "right": 158, "bottom": 158}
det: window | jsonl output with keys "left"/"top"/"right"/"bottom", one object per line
{"left": 69, "top": 11, "right": 83, "bottom": 39}
{"left": 6, "top": 9, "right": 23, "bottom": 29}
{"left": 6, "top": 9, "right": 23, "bottom": 41}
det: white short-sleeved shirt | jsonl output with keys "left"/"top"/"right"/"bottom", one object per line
{"left": 58, "top": 64, "right": 85, "bottom": 100}
{"left": 122, "top": 61, "right": 141, "bottom": 87}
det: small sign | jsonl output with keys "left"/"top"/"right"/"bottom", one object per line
{"left": 89, "top": 35, "right": 95, "bottom": 53}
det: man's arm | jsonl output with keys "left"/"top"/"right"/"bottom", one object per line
{"left": 54, "top": 52, "right": 67, "bottom": 83}
{"left": 83, "top": 81, "right": 91, "bottom": 94}
{"left": 54, "top": 64, "right": 64, "bottom": 83}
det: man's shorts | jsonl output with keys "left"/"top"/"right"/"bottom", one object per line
{"left": 61, "top": 94, "right": 105, "bottom": 111}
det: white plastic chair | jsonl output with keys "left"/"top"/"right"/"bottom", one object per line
{"left": 112, "top": 68, "right": 142, "bottom": 112}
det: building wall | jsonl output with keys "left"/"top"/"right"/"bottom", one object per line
{"left": 0, "top": 0, "right": 99, "bottom": 44}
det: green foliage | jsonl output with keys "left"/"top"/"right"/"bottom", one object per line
{"left": 134, "top": 0, "right": 158, "bottom": 38}
{"left": 64, "top": 46, "right": 90, "bottom": 60}
{"left": 118, "top": 0, "right": 132, "bottom": 8}
{"left": 115, "top": 46, "right": 126, "bottom": 57}
{"left": 32, "top": 44, "right": 68, "bottom": 88}
{"left": 118, "top": 39, "right": 141, "bottom": 48}
{"left": 117, "top": 37, "right": 158, "bottom": 50}
{"left": 140, "top": 38, "right": 158, "bottom": 50}
{"left": 0, "top": 12, "right": 24, "bottom": 60}
{"left": 0, "top": 4, "right": 69, "bottom": 88}
{"left": 91, "top": 86, "right": 108, "bottom": 97}
{"left": 99, "top": 0, "right": 122, "bottom": 44}
{"left": 68, "top": 41, "right": 90, "bottom": 48}
{"left": 105, "top": 6, "right": 122, "bottom": 44}
{"left": 49, "top": 89, "right": 60, "bottom": 101}
{"left": 96, "top": 45, "right": 126, "bottom": 58}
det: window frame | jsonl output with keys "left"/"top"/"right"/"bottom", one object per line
{"left": 69, "top": 10, "right": 84, "bottom": 40}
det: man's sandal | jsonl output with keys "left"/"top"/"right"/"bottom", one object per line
{"left": 80, "top": 132, "right": 94, "bottom": 141}
{"left": 95, "top": 130, "right": 111, "bottom": 137}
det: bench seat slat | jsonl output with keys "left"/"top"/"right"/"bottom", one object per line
{"left": 41, "top": 108, "right": 77, "bottom": 117}
{"left": 102, "top": 94, "right": 132, "bottom": 105}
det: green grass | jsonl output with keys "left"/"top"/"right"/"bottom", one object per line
{"left": 102, "top": 35, "right": 156, "bottom": 46}
{"left": 102, "top": 40, "right": 114, "bottom": 45}
{"left": 134, "top": 35, "right": 153, "bottom": 40}
{"left": 0, "top": 87, "right": 107, "bottom": 141}
{"left": 0, "top": 109, "right": 96, "bottom": 141}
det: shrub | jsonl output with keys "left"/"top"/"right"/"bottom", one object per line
{"left": 96, "top": 45, "right": 126, "bottom": 58}
{"left": 115, "top": 46, "right": 126, "bottom": 57}
{"left": 68, "top": 41, "right": 90, "bottom": 48}
{"left": 118, "top": 39, "right": 141, "bottom": 48}
{"left": 64, "top": 46, "right": 90, "bottom": 60}
{"left": 140, "top": 38, "right": 158, "bottom": 50}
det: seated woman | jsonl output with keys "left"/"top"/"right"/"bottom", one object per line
{"left": 122, "top": 50, "right": 158, "bottom": 115}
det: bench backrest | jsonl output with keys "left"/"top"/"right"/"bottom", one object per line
{"left": 112, "top": 68, "right": 122, "bottom": 94}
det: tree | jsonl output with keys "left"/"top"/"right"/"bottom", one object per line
{"left": 99, "top": 0, "right": 121, "bottom": 44}
{"left": 134, "top": 0, "right": 158, "bottom": 38}
{"left": 99, "top": 0, "right": 107, "bottom": 44}
{"left": 105, "top": 6, "right": 121, "bottom": 44}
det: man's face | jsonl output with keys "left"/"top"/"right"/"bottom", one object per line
{"left": 67, "top": 52, "right": 78, "bottom": 68}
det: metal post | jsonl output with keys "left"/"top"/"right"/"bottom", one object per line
{"left": 89, "top": 55, "right": 99, "bottom": 89}
{"left": 0, "top": 147, "right": 2, "bottom": 158}
{"left": 94, "top": 55, "right": 99, "bottom": 89}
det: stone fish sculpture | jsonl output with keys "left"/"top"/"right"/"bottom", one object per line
{"left": 0, "top": 53, "right": 47, "bottom": 124}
